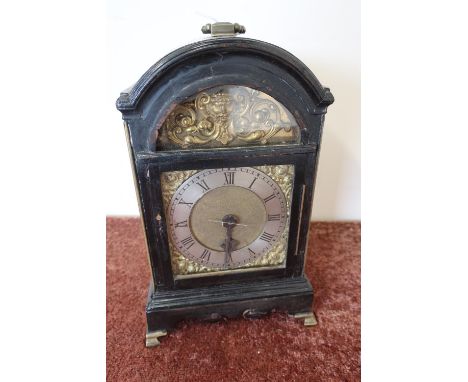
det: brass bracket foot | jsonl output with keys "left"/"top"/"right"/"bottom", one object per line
{"left": 291, "top": 311, "right": 318, "bottom": 326}
{"left": 145, "top": 330, "right": 167, "bottom": 347}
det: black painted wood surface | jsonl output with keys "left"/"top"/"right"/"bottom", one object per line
{"left": 116, "top": 36, "right": 334, "bottom": 337}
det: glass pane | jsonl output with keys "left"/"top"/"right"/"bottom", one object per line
{"left": 156, "top": 86, "right": 300, "bottom": 150}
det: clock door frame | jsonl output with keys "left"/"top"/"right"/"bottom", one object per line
{"left": 138, "top": 144, "right": 317, "bottom": 290}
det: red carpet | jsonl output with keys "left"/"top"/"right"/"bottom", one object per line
{"left": 106, "top": 217, "right": 360, "bottom": 381}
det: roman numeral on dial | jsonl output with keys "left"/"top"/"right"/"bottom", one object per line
{"left": 263, "top": 194, "right": 276, "bottom": 203}
{"left": 268, "top": 214, "right": 281, "bottom": 221}
{"left": 196, "top": 179, "right": 210, "bottom": 192}
{"left": 174, "top": 220, "right": 188, "bottom": 228}
{"left": 178, "top": 198, "right": 193, "bottom": 207}
{"left": 248, "top": 248, "right": 255, "bottom": 256}
{"left": 200, "top": 249, "right": 211, "bottom": 261}
{"left": 224, "top": 172, "right": 235, "bottom": 185}
{"left": 260, "top": 232, "right": 275, "bottom": 243}
{"left": 248, "top": 177, "right": 257, "bottom": 189}
{"left": 180, "top": 236, "right": 195, "bottom": 249}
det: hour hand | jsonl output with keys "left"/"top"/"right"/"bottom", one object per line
{"left": 221, "top": 214, "right": 238, "bottom": 266}
{"left": 220, "top": 240, "right": 237, "bottom": 263}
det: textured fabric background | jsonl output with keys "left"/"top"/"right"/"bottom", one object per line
{"left": 106, "top": 217, "right": 360, "bottom": 381}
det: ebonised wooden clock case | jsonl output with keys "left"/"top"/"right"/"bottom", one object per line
{"left": 116, "top": 24, "right": 334, "bottom": 346}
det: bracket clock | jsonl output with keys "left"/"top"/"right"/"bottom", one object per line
{"left": 116, "top": 22, "right": 334, "bottom": 346}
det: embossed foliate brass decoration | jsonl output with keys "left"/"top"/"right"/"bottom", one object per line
{"left": 157, "top": 86, "right": 300, "bottom": 150}
{"left": 160, "top": 165, "right": 294, "bottom": 276}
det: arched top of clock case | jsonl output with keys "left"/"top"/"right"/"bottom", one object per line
{"left": 116, "top": 37, "right": 334, "bottom": 152}
{"left": 156, "top": 85, "right": 302, "bottom": 151}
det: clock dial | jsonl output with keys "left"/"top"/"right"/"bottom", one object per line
{"left": 167, "top": 167, "right": 288, "bottom": 269}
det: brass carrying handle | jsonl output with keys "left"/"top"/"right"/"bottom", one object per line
{"left": 201, "top": 22, "right": 246, "bottom": 37}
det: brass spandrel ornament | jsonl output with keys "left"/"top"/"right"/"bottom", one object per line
{"left": 157, "top": 86, "right": 300, "bottom": 150}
